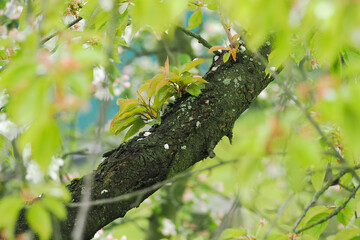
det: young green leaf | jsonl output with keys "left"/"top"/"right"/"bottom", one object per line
{"left": 208, "top": 45, "right": 227, "bottom": 53}
{"left": 116, "top": 98, "right": 139, "bottom": 115}
{"left": 186, "top": 84, "right": 202, "bottom": 96}
{"left": 124, "top": 118, "right": 146, "bottom": 140}
{"left": 181, "top": 58, "right": 205, "bottom": 73}
{"left": 27, "top": 202, "right": 52, "bottom": 240}
{"left": 187, "top": 10, "right": 203, "bottom": 30}
{"left": 147, "top": 73, "right": 166, "bottom": 98}
{"left": 223, "top": 52, "right": 230, "bottom": 63}
{"left": 110, "top": 115, "right": 139, "bottom": 135}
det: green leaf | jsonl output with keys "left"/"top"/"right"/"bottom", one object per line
{"left": 186, "top": 84, "right": 202, "bottom": 96}
{"left": 147, "top": 73, "right": 166, "bottom": 97}
{"left": 27, "top": 202, "right": 52, "bottom": 240}
{"left": 0, "top": 196, "right": 24, "bottom": 238}
{"left": 181, "top": 58, "right": 205, "bottom": 73}
{"left": 20, "top": 118, "right": 61, "bottom": 171}
{"left": 311, "top": 170, "right": 326, "bottom": 192}
{"left": 223, "top": 52, "right": 231, "bottom": 63}
{"left": 336, "top": 198, "right": 356, "bottom": 227}
{"left": 205, "top": 0, "right": 218, "bottom": 10}
{"left": 328, "top": 228, "right": 360, "bottom": 240}
{"left": 187, "top": 10, "right": 203, "bottom": 30}
{"left": 219, "top": 227, "right": 246, "bottom": 240}
{"left": 116, "top": 98, "right": 139, "bottom": 115}
{"left": 124, "top": 119, "right": 146, "bottom": 140}
{"left": 110, "top": 115, "right": 139, "bottom": 135}
{"left": 299, "top": 205, "right": 331, "bottom": 238}
{"left": 114, "top": 36, "right": 128, "bottom": 46}
{"left": 42, "top": 198, "right": 67, "bottom": 220}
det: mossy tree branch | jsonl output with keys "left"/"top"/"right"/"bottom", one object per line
{"left": 16, "top": 44, "right": 273, "bottom": 239}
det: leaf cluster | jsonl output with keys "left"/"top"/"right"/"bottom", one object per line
{"left": 110, "top": 58, "right": 207, "bottom": 140}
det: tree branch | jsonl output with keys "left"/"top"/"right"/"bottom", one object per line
{"left": 294, "top": 184, "right": 360, "bottom": 234}
{"left": 16, "top": 43, "right": 273, "bottom": 239}
{"left": 178, "top": 26, "right": 221, "bottom": 54}
{"left": 40, "top": 17, "right": 83, "bottom": 45}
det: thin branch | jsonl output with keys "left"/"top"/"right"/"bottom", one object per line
{"left": 40, "top": 17, "right": 83, "bottom": 45}
{"left": 292, "top": 167, "right": 352, "bottom": 232}
{"left": 178, "top": 26, "right": 220, "bottom": 54}
{"left": 68, "top": 159, "right": 237, "bottom": 208}
{"left": 294, "top": 184, "right": 360, "bottom": 234}
{"left": 62, "top": 149, "right": 88, "bottom": 159}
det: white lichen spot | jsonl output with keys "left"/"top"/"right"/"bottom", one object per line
{"left": 181, "top": 146, "right": 187, "bottom": 150}
{"left": 223, "top": 78, "right": 231, "bottom": 85}
{"left": 101, "top": 189, "right": 108, "bottom": 194}
{"left": 214, "top": 55, "right": 219, "bottom": 61}
{"left": 196, "top": 121, "right": 201, "bottom": 127}
{"left": 164, "top": 144, "right": 169, "bottom": 149}
{"left": 240, "top": 45, "right": 246, "bottom": 53}
{"left": 211, "top": 66, "right": 218, "bottom": 71}
{"left": 144, "top": 132, "right": 151, "bottom": 137}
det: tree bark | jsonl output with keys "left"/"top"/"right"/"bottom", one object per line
{"left": 17, "top": 44, "right": 273, "bottom": 239}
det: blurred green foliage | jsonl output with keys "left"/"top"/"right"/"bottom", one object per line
{"left": 0, "top": 0, "right": 360, "bottom": 239}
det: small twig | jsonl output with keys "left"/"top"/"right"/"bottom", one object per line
{"left": 294, "top": 184, "right": 360, "bottom": 234}
{"left": 62, "top": 149, "right": 88, "bottom": 159}
{"left": 178, "top": 26, "right": 220, "bottom": 55}
{"left": 292, "top": 168, "right": 351, "bottom": 232}
{"left": 40, "top": 16, "right": 83, "bottom": 45}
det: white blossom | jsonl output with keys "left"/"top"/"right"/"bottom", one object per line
{"left": 48, "top": 156, "right": 64, "bottom": 181}
{"left": 99, "top": 0, "right": 113, "bottom": 11}
{"left": 239, "top": 45, "right": 246, "bottom": 53}
{"left": 164, "top": 144, "right": 169, "bottom": 149}
{"left": 0, "top": 113, "right": 18, "bottom": 141}
{"left": 161, "top": 218, "right": 176, "bottom": 236}
{"left": 26, "top": 161, "right": 44, "bottom": 183}
{"left": 93, "top": 66, "right": 106, "bottom": 84}
{"left": 93, "top": 66, "right": 113, "bottom": 101}
{"left": 94, "top": 87, "right": 113, "bottom": 101}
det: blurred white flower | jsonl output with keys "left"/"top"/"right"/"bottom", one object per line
{"left": 94, "top": 88, "right": 113, "bottom": 101}
{"left": 26, "top": 161, "right": 44, "bottom": 183}
{"left": 120, "top": 236, "right": 127, "bottom": 240}
{"left": 93, "top": 229, "right": 104, "bottom": 238}
{"left": 99, "top": 0, "right": 113, "bottom": 11}
{"left": 63, "top": 15, "right": 76, "bottom": 25}
{"left": 93, "top": 66, "right": 106, "bottom": 84}
{"left": 161, "top": 218, "right": 176, "bottom": 236}
{"left": 0, "top": 113, "right": 18, "bottom": 141}
{"left": 48, "top": 156, "right": 64, "bottom": 181}
{"left": 93, "top": 66, "right": 113, "bottom": 101}
{"left": 311, "top": 59, "right": 319, "bottom": 70}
